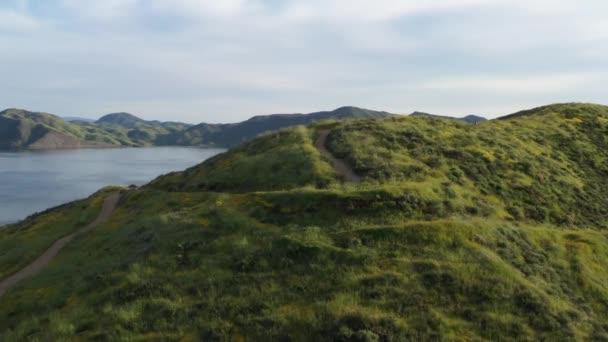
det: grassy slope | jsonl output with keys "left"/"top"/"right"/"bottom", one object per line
{"left": 1, "top": 103, "right": 608, "bottom": 340}
{"left": 327, "top": 103, "right": 608, "bottom": 228}
{"left": 0, "top": 188, "right": 119, "bottom": 280}
{"left": 151, "top": 126, "right": 335, "bottom": 192}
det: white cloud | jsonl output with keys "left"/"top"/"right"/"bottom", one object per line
{"left": 0, "top": 9, "right": 40, "bottom": 32}
{"left": 283, "top": 0, "right": 493, "bottom": 23}
{"left": 61, "top": 0, "right": 140, "bottom": 20}
{"left": 422, "top": 73, "right": 607, "bottom": 94}
{"left": 148, "top": 0, "right": 250, "bottom": 17}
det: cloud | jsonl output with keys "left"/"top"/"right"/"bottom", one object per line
{"left": 60, "top": 0, "right": 140, "bottom": 20}
{"left": 60, "top": 0, "right": 252, "bottom": 22}
{"left": 283, "top": 0, "right": 493, "bottom": 23}
{"left": 0, "top": 9, "right": 40, "bottom": 32}
{"left": 0, "top": 0, "right": 607, "bottom": 122}
{"left": 422, "top": 73, "right": 607, "bottom": 94}
{"left": 148, "top": 0, "right": 250, "bottom": 17}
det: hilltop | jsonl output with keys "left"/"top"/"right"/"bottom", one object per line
{"left": 1, "top": 103, "right": 608, "bottom": 340}
{"left": 97, "top": 112, "right": 148, "bottom": 127}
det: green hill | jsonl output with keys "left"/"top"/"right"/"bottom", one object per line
{"left": 0, "top": 109, "right": 193, "bottom": 149}
{"left": 1, "top": 103, "right": 608, "bottom": 340}
{"left": 0, "top": 109, "right": 86, "bottom": 149}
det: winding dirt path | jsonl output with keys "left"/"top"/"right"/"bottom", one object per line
{"left": 0, "top": 193, "right": 120, "bottom": 298}
{"left": 315, "top": 130, "right": 362, "bottom": 183}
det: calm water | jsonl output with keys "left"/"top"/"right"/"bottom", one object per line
{"left": 0, "top": 147, "right": 224, "bottom": 225}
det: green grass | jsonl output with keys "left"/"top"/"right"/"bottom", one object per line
{"left": 0, "top": 187, "right": 120, "bottom": 280}
{"left": 151, "top": 126, "right": 336, "bottom": 192}
{"left": 2, "top": 189, "right": 608, "bottom": 340}
{"left": 324, "top": 103, "right": 608, "bottom": 227}
{"left": 1, "top": 103, "right": 608, "bottom": 340}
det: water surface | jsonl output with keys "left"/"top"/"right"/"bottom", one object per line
{"left": 0, "top": 147, "right": 224, "bottom": 225}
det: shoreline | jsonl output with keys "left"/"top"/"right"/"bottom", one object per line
{"left": 0, "top": 145, "right": 227, "bottom": 153}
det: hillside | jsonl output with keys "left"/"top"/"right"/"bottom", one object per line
{"left": 0, "top": 109, "right": 95, "bottom": 149}
{"left": 0, "top": 109, "right": 193, "bottom": 149}
{"left": 1, "top": 103, "right": 608, "bottom": 340}
{"left": 158, "top": 106, "right": 396, "bottom": 147}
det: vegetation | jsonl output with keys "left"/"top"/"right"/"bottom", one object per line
{"left": 1, "top": 103, "right": 608, "bottom": 340}
{"left": 0, "top": 187, "right": 119, "bottom": 280}
{"left": 151, "top": 126, "right": 335, "bottom": 192}
{"left": 326, "top": 103, "right": 608, "bottom": 228}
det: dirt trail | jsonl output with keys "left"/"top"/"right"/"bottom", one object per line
{"left": 0, "top": 193, "right": 120, "bottom": 298}
{"left": 315, "top": 130, "right": 362, "bottom": 183}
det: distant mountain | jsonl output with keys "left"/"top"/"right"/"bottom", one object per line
{"left": 97, "top": 112, "right": 147, "bottom": 127}
{"left": 460, "top": 115, "right": 487, "bottom": 123}
{"left": 0, "top": 109, "right": 191, "bottom": 150}
{"left": 159, "top": 106, "right": 396, "bottom": 147}
{"left": 0, "top": 106, "right": 394, "bottom": 149}
{"left": 63, "top": 116, "right": 95, "bottom": 123}
{"left": 410, "top": 111, "right": 487, "bottom": 123}
{"left": 0, "top": 109, "right": 91, "bottom": 150}
{"left": 95, "top": 112, "right": 192, "bottom": 143}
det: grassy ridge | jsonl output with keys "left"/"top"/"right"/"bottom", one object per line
{"left": 326, "top": 103, "right": 608, "bottom": 227}
{"left": 1, "top": 103, "right": 608, "bottom": 340}
{"left": 151, "top": 126, "right": 335, "bottom": 192}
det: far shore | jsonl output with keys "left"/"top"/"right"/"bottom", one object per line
{"left": 0, "top": 145, "right": 224, "bottom": 153}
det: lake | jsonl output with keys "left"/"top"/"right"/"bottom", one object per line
{"left": 0, "top": 147, "right": 224, "bottom": 225}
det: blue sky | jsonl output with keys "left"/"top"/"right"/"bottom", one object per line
{"left": 0, "top": 0, "right": 606, "bottom": 122}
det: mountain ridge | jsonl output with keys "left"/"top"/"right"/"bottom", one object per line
{"left": 2, "top": 103, "right": 604, "bottom": 151}
{"left": 0, "top": 106, "right": 396, "bottom": 149}
{"left": 150, "top": 106, "right": 397, "bottom": 147}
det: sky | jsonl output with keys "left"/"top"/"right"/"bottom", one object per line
{"left": 0, "top": 0, "right": 606, "bottom": 123}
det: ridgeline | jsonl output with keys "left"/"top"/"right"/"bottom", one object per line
{"left": 0, "top": 107, "right": 395, "bottom": 150}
